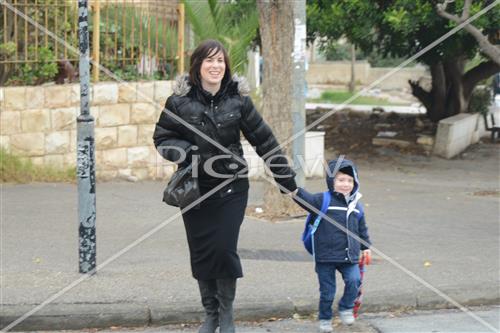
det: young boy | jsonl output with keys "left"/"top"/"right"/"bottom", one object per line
{"left": 290, "top": 158, "right": 372, "bottom": 333}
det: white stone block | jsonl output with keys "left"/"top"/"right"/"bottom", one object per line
{"left": 138, "top": 125, "right": 155, "bottom": 145}
{"left": 25, "top": 87, "right": 45, "bottom": 109}
{"left": 434, "top": 113, "right": 478, "bottom": 159}
{"left": 304, "top": 131, "right": 325, "bottom": 178}
{"left": 118, "top": 83, "right": 137, "bottom": 103}
{"left": 44, "top": 85, "right": 71, "bottom": 108}
{"left": 51, "top": 107, "right": 77, "bottom": 130}
{"left": 97, "top": 170, "right": 118, "bottom": 181}
{"left": 131, "top": 103, "right": 157, "bottom": 124}
{"left": 98, "top": 104, "right": 130, "bottom": 127}
{"left": 118, "top": 168, "right": 138, "bottom": 182}
{"left": 92, "top": 82, "right": 119, "bottom": 105}
{"left": 131, "top": 168, "right": 148, "bottom": 180}
{"left": 70, "top": 130, "right": 77, "bottom": 152}
{"left": 127, "top": 146, "right": 150, "bottom": 167}
{"left": 0, "top": 135, "right": 10, "bottom": 152}
{"left": 44, "top": 154, "right": 64, "bottom": 166}
{"left": 10, "top": 132, "right": 45, "bottom": 156}
{"left": 95, "top": 127, "right": 117, "bottom": 149}
{"left": 21, "top": 109, "right": 51, "bottom": 133}
{"left": 90, "top": 106, "right": 99, "bottom": 119}
{"left": 4, "top": 87, "right": 26, "bottom": 111}
{"left": 1, "top": 111, "right": 21, "bottom": 135}
{"left": 118, "top": 125, "right": 138, "bottom": 147}
{"left": 31, "top": 156, "right": 44, "bottom": 166}
{"left": 70, "top": 84, "right": 81, "bottom": 105}
{"left": 136, "top": 82, "right": 155, "bottom": 102}
{"left": 102, "top": 148, "right": 127, "bottom": 168}
{"left": 45, "top": 131, "right": 70, "bottom": 154}
{"left": 64, "top": 152, "right": 76, "bottom": 167}
{"left": 154, "top": 81, "right": 172, "bottom": 102}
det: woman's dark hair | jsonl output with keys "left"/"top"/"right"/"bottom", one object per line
{"left": 189, "top": 39, "right": 232, "bottom": 88}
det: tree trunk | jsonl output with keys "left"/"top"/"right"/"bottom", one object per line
{"left": 257, "top": 0, "right": 300, "bottom": 218}
{"left": 429, "top": 62, "right": 448, "bottom": 121}
{"left": 410, "top": 59, "right": 499, "bottom": 122}
{"left": 463, "top": 60, "right": 500, "bottom": 97}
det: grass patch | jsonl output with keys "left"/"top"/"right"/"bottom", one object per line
{"left": 0, "top": 149, "right": 76, "bottom": 183}
{"left": 310, "top": 90, "right": 409, "bottom": 106}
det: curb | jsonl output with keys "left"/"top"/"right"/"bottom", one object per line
{"left": 2, "top": 292, "right": 499, "bottom": 331}
{"left": 1, "top": 303, "right": 150, "bottom": 331}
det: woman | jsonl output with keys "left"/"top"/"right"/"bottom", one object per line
{"left": 153, "top": 39, "right": 297, "bottom": 333}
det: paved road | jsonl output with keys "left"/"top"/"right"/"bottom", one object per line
{"left": 2, "top": 143, "right": 499, "bottom": 331}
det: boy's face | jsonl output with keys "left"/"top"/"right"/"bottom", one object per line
{"left": 333, "top": 171, "right": 354, "bottom": 196}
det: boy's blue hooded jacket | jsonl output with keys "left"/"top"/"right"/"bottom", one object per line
{"left": 294, "top": 159, "right": 371, "bottom": 263}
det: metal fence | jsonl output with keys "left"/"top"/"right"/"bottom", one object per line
{"left": 0, "top": 0, "right": 184, "bottom": 85}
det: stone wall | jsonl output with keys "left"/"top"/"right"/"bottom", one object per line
{"left": 0, "top": 81, "right": 327, "bottom": 181}
{"left": 306, "top": 61, "right": 429, "bottom": 90}
{"left": 0, "top": 81, "right": 176, "bottom": 181}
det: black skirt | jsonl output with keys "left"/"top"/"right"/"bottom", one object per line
{"left": 181, "top": 187, "right": 249, "bottom": 280}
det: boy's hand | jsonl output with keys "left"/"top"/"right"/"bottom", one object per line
{"left": 285, "top": 189, "right": 298, "bottom": 197}
{"left": 361, "top": 249, "right": 372, "bottom": 265}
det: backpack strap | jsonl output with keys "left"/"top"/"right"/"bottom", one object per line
{"left": 311, "top": 191, "right": 331, "bottom": 234}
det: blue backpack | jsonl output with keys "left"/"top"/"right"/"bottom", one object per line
{"left": 302, "top": 191, "right": 331, "bottom": 255}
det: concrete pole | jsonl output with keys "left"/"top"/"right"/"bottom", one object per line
{"left": 77, "top": 0, "right": 97, "bottom": 274}
{"left": 292, "top": 0, "right": 306, "bottom": 187}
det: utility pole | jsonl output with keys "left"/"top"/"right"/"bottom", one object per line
{"left": 77, "top": 0, "right": 97, "bottom": 274}
{"left": 349, "top": 44, "right": 356, "bottom": 93}
{"left": 291, "top": 0, "right": 306, "bottom": 187}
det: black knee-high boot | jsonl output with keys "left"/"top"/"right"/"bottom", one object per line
{"left": 216, "top": 279, "right": 236, "bottom": 333}
{"left": 197, "top": 279, "right": 219, "bottom": 333}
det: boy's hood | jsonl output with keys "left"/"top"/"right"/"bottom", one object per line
{"left": 326, "top": 158, "right": 359, "bottom": 198}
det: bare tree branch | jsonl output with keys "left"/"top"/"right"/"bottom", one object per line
{"left": 436, "top": 1, "right": 500, "bottom": 66}
{"left": 438, "top": 0, "right": 455, "bottom": 12}
{"left": 461, "top": 0, "right": 471, "bottom": 21}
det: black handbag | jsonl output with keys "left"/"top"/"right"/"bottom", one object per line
{"left": 163, "top": 164, "right": 200, "bottom": 208}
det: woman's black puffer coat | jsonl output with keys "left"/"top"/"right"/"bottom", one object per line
{"left": 153, "top": 74, "right": 297, "bottom": 194}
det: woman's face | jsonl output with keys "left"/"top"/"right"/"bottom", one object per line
{"left": 200, "top": 50, "right": 226, "bottom": 88}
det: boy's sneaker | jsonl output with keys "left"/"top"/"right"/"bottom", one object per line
{"left": 319, "top": 319, "right": 333, "bottom": 333}
{"left": 339, "top": 309, "right": 355, "bottom": 325}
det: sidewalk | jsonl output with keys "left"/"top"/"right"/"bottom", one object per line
{"left": 1, "top": 143, "right": 499, "bottom": 331}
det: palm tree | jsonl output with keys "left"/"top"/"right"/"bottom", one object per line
{"left": 183, "top": 0, "right": 259, "bottom": 74}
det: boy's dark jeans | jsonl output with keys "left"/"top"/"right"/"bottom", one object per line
{"left": 315, "top": 262, "right": 361, "bottom": 320}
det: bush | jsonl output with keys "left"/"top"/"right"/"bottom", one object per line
{"left": 6, "top": 47, "right": 58, "bottom": 85}
{"left": 0, "top": 149, "right": 75, "bottom": 183}
{"left": 468, "top": 87, "right": 492, "bottom": 115}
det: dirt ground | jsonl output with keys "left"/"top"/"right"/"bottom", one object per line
{"left": 307, "top": 107, "right": 437, "bottom": 159}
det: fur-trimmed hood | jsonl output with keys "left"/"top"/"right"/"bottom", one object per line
{"left": 172, "top": 73, "right": 250, "bottom": 97}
